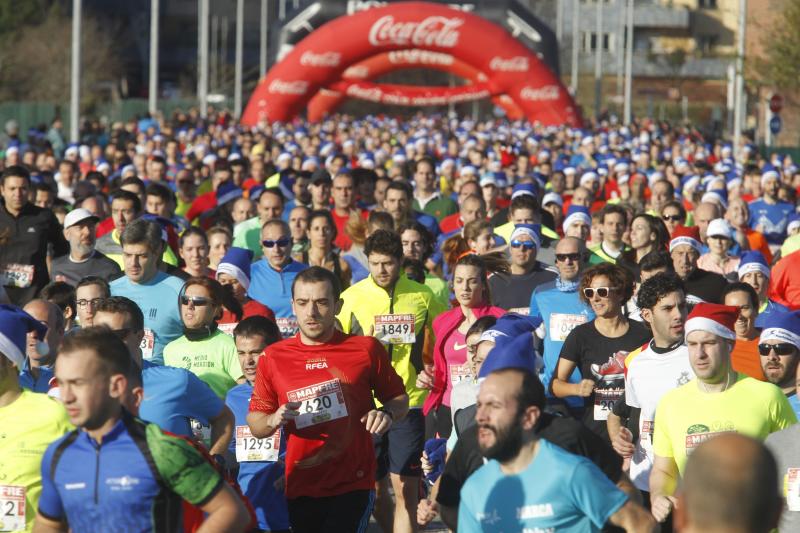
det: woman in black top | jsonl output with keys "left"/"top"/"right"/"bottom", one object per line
{"left": 552, "top": 263, "right": 651, "bottom": 441}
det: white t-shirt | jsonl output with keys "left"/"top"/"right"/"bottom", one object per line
{"left": 625, "top": 341, "right": 694, "bottom": 491}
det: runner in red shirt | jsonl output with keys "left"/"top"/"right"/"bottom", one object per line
{"left": 247, "top": 266, "right": 409, "bottom": 533}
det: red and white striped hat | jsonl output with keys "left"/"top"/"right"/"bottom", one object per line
{"left": 685, "top": 303, "right": 739, "bottom": 341}
{"left": 669, "top": 225, "right": 702, "bottom": 253}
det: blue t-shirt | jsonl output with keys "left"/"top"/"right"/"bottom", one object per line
{"left": 110, "top": 271, "right": 184, "bottom": 365}
{"left": 755, "top": 299, "right": 790, "bottom": 329}
{"left": 530, "top": 280, "right": 595, "bottom": 407}
{"left": 19, "top": 361, "right": 53, "bottom": 393}
{"left": 226, "top": 383, "right": 290, "bottom": 531}
{"left": 788, "top": 393, "right": 800, "bottom": 419}
{"left": 414, "top": 210, "right": 441, "bottom": 239}
{"left": 748, "top": 199, "right": 794, "bottom": 244}
{"left": 458, "top": 439, "right": 628, "bottom": 532}
{"left": 140, "top": 360, "right": 224, "bottom": 437}
{"left": 248, "top": 259, "right": 308, "bottom": 337}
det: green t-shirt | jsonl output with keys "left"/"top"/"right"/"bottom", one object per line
{"left": 0, "top": 390, "right": 72, "bottom": 532}
{"left": 425, "top": 272, "right": 450, "bottom": 309}
{"left": 233, "top": 216, "right": 264, "bottom": 259}
{"left": 163, "top": 329, "right": 243, "bottom": 398}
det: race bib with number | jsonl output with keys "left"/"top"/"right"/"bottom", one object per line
{"left": 508, "top": 307, "right": 530, "bottom": 316}
{"left": 1, "top": 264, "right": 34, "bottom": 289}
{"left": 785, "top": 468, "right": 800, "bottom": 512}
{"left": 593, "top": 387, "right": 623, "bottom": 421}
{"left": 140, "top": 328, "right": 155, "bottom": 360}
{"left": 374, "top": 314, "right": 415, "bottom": 345}
{"left": 218, "top": 322, "right": 237, "bottom": 336}
{"left": 190, "top": 419, "right": 212, "bottom": 445}
{"left": 549, "top": 313, "right": 588, "bottom": 342}
{"left": 449, "top": 363, "right": 473, "bottom": 386}
{"left": 287, "top": 379, "right": 349, "bottom": 429}
{"left": 640, "top": 420, "right": 654, "bottom": 451}
{"left": 0, "top": 485, "right": 25, "bottom": 532}
{"left": 276, "top": 317, "right": 299, "bottom": 339}
{"left": 235, "top": 425, "right": 280, "bottom": 463}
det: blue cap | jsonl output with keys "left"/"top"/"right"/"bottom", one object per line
{"left": 479, "top": 331, "right": 536, "bottom": 377}
{"left": 216, "top": 247, "right": 254, "bottom": 291}
{"left": 759, "top": 310, "right": 800, "bottom": 348}
{"left": 737, "top": 251, "right": 771, "bottom": 280}
{"left": 0, "top": 305, "right": 48, "bottom": 368}
{"left": 216, "top": 181, "right": 243, "bottom": 206}
{"left": 510, "top": 223, "right": 541, "bottom": 249}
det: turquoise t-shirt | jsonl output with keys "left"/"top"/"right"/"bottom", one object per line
{"left": 163, "top": 329, "right": 243, "bottom": 398}
{"left": 458, "top": 439, "right": 628, "bottom": 532}
{"left": 110, "top": 271, "right": 185, "bottom": 365}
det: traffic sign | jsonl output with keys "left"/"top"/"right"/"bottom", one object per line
{"left": 770, "top": 115, "right": 782, "bottom": 134}
{"left": 770, "top": 94, "right": 784, "bottom": 114}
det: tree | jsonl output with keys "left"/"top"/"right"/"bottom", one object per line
{"left": 0, "top": 6, "right": 123, "bottom": 107}
{"left": 757, "top": 0, "right": 800, "bottom": 91}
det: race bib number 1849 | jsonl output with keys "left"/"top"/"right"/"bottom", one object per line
{"left": 287, "top": 379, "right": 349, "bottom": 429}
{"left": 0, "top": 485, "right": 25, "bottom": 532}
{"left": 374, "top": 314, "right": 415, "bottom": 345}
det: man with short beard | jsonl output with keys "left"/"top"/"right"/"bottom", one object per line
{"left": 51, "top": 208, "right": 120, "bottom": 285}
{"left": 458, "top": 334, "right": 654, "bottom": 532}
{"left": 758, "top": 311, "right": 800, "bottom": 417}
{"left": 725, "top": 198, "right": 772, "bottom": 263}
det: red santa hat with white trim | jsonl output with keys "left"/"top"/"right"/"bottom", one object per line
{"left": 669, "top": 225, "right": 702, "bottom": 253}
{"left": 685, "top": 302, "right": 739, "bottom": 341}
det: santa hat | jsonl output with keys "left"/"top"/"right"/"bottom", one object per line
{"left": 216, "top": 181, "right": 243, "bottom": 206}
{"left": 685, "top": 303, "right": 739, "bottom": 341}
{"left": 216, "top": 247, "right": 254, "bottom": 291}
{"left": 562, "top": 205, "right": 592, "bottom": 233}
{"left": 510, "top": 223, "right": 541, "bottom": 250}
{"left": 0, "top": 305, "right": 49, "bottom": 368}
{"left": 477, "top": 313, "right": 541, "bottom": 344}
{"left": 669, "top": 225, "right": 702, "bottom": 253}
{"left": 737, "top": 251, "right": 770, "bottom": 280}
{"left": 759, "top": 311, "right": 800, "bottom": 348}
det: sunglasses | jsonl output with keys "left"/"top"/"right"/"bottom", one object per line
{"left": 583, "top": 287, "right": 617, "bottom": 299}
{"left": 662, "top": 214, "right": 683, "bottom": 222}
{"left": 510, "top": 240, "right": 536, "bottom": 250}
{"left": 556, "top": 253, "right": 581, "bottom": 263}
{"left": 758, "top": 343, "right": 797, "bottom": 356}
{"left": 262, "top": 237, "right": 291, "bottom": 248}
{"left": 180, "top": 295, "right": 211, "bottom": 307}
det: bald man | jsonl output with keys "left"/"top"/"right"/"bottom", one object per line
{"left": 693, "top": 202, "right": 721, "bottom": 245}
{"left": 676, "top": 434, "right": 781, "bottom": 533}
{"left": 19, "top": 299, "right": 63, "bottom": 392}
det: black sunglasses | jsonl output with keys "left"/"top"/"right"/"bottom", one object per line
{"left": 662, "top": 214, "right": 683, "bottom": 222}
{"left": 262, "top": 237, "right": 291, "bottom": 248}
{"left": 583, "top": 287, "right": 617, "bottom": 299}
{"left": 758, "top": 343, "right": 797, "bottom": 356}
{"left": 556, "top": 253, "right": 581, "bottom": 263}
{"left": 180, "top": 295, "right": 211, "bottom": 307}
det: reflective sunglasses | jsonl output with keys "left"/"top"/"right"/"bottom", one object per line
{"left": 262, "top": 237, "right": 291, "bottom": 248}
{"left": 555, "top": 253, "right": 581, "bottom": 263}
{"left": 662, "top": 214, "right": 683, "bottom": 222}
{"left": 510, "top": 240, "right": 536, "bottom": 250}
{"left": 180, "top": 295, "right": 211, "bottom": 307}
{"left": 757, "top": 343, "right": 797, "bottom": 356}
{"left": 583, "top": 287, "right": 616, "bottom": 299}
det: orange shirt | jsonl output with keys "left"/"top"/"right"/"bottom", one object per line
{"left": 743, "top": 228, "right": 773, "bottom": 265}
{"left": 731, "top": 337, "right": 766, "bottom": 381}
{"left": 769, "top": 250, "right": 800, "bottom": 311}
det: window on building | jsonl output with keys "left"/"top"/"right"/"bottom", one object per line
{"left": 582, "top": 32, "right": 615, "bottom": 52}
{"left": 697, "top": 35, "right": 718, "bottom": 54}
{"left": 699, "top": 0, "right": 718, "bottom": 8}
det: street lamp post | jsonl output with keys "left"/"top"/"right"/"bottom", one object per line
{"left": 149, "top": 0, "right": 160, "bottom": 116}
{"left": 70, "top": 0, "right": 82, "bottom": 143}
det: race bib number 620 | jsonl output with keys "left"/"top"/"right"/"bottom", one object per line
{"left": 287, "top": 379, "right": 349, "bottom": 429}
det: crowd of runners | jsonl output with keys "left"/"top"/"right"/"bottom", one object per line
{"left": 1, "top": 110, "right": 799, "bottom": 533}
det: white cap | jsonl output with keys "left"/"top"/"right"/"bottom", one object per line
{"left": 542, "top": 192, "right": 563, "bottom": 207}
{"left": 706, "top": 218, "right": 733, "bottom": 240}
{"left": 64, "top": 208, "right": 99, "bottom": 229}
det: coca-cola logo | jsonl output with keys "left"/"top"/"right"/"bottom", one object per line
{"left": 268, "top": 79, "right": 309, "bottom": 95}
{"left": 368, "top": 15, "right": 464, "bottom": 48}
{"left": 387, "top": 49, "right": 454, "bottom": 66}
{"left": 343, "top": 65, "right": 370, "bottom": 79}
{"left": 299, "top": 51, "right": 342, "bottom": 67}
{"left": 489, "top": 56, "right": 529, "bottom": 72}
{"left": 520, "top": 85, "right": 560, "bottom": 101}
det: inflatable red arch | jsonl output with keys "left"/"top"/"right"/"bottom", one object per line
{"left": 306, "top": 49, "right": 525, "bottom": 121}
{"left": 241, "top": 1, "right": 581, "bottom": 126}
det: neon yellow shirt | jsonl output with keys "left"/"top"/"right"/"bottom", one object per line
{"left": 653, "top": 373, "right": 797, "bottom": 476}
{"left": 0, "top": 390, "right": 72, "bottom": 532}
{"left": 164, "top": 329, "right": 243, "bottom": 398}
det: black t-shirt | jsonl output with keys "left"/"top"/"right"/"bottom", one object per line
{"left": 51, "top": 251, "right": 122, "bottom": 286}
{"left": 557, "top": 320, "right": 651, "bottom": 440}
{"left": 437, "top": 412, "right": 623, "bottom": 529}
{"left": 488, "top": 263, "right": 557, "bottom": 313}
{"left": 683, "top": 268, "right": 728, "bottom": 305}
